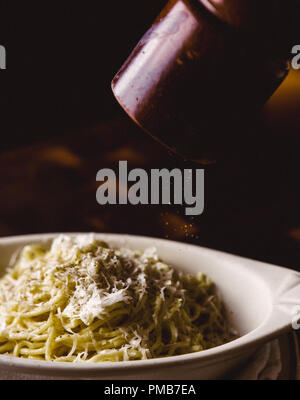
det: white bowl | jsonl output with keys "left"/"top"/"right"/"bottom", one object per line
{"left": 0, "top": 233, "right": 299, "bottom": 380}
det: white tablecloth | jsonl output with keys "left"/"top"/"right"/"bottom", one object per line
{"left": 234, "top": 332, "right": 300, "bottom": 380}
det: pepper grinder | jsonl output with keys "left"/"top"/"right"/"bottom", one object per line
{"left": 112, "top": 0, "right": 300, "bottom": 163}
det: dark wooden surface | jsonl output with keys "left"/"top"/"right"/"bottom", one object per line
{"left": 0, "top": 70, "right": 300, "bottom": 271}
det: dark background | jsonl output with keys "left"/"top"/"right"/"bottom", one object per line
{"left": 0, "top": 0, "right": 300, "bottom": 270}
{"left": 0, "top": 0, "right": 167, "bottom": 148}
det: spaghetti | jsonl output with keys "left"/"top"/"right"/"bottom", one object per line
{"left": 0, "top": 235, "right": 235, "bottom": 362}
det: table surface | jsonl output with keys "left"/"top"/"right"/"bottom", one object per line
{"left": 1, "top": 71, "right": 300, "bottom": 270}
